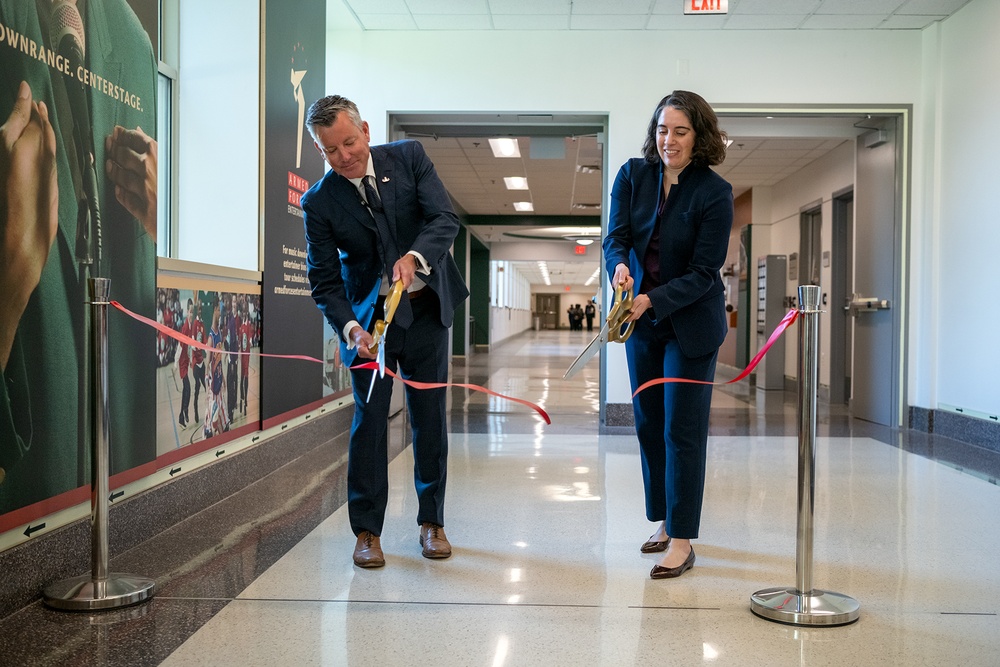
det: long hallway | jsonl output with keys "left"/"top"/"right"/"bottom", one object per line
{"left": 2, "top": 328, "right": 999, "bottom": 665}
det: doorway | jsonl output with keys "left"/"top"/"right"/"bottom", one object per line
{"left": 716, "top": 107, "right": 910, "bottom": 426}
{"left": 534, "top": 294, "right": 560, "bottom": 330}
{"left": 830, "top": 188, "right": 854, "bottom": 405}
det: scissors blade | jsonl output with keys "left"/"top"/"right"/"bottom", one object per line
{"left": 365, "top": 368, "right": 377, "bottom": 403}
{"left": 375, "top": 322, "right": 387, "bottom": 378}
{"left": 563, "top": 325, "right": 610, "bottom": 380}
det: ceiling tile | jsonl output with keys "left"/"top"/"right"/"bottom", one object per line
{"left": 356, "top": 14, "right": 418, "bottom": 29}
{"left": 803, "top": 14, "right": 886, "bottom": 28}
{"left": 488, "top": 0, "right": 572, "bottom": 15}
{"left": 406, "top": 0, "right": 490, "bottom": 14}
{"left": 731, "top": 0, "right": 822, "bottom": 14}
{"left": 571, "top": 14, "right": 649, "bottom": 29}
{"left": 879, "top": 15, "right": 942, "bottom": 28}
{"left": 571, "top": 0, "right": 652, "bottom": 14}
{"left": 896, "top": 0, "right": 970, "bottom": 13}
{"left": 413, "top": 14, "right": 495, "bottom": 29}
{"left": 814, "top": 0, "right": 905, "bottom": 14}
{"left": 492, "top": 15, "right": 572, "bottom": 29}
{"left": 345, "top": 0, "right": 409, "bottom": 13}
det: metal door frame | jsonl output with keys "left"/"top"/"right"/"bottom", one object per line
{"left": 716, "top": 105, "right": 910, "bottom": 427}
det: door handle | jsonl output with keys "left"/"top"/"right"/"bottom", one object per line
{"left": 847, "top": 296, "right": 890, "bottom": 314}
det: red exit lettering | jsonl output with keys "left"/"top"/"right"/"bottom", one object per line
{"left": 685, "top": 0, "right": 728, "bottom": 14}
{"left": 574, "top": 244, "right": 587, "bottom": 255}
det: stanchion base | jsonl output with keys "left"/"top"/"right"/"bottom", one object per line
{"left": 750, "top": 587, "right": 860, "bottom": 627}
{"left": 43, "top": 573, "right": 155, "bottom": 612}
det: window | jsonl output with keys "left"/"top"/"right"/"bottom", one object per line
{"left": 156, "top": 65, "right": 174, "bottom": 257}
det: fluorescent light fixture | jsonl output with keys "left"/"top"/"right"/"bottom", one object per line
{"left": 489, "top": 138, "right": 521, "bottom": 158}
{"left": 513, "top": 202, "right": 533, "bottom": 212}
{"left": 503, "top": 176, "right": 529, "bottom": 190}
{"left": 576, "top": 238, "right": 594, "bottom": 246}
{"left": 537, "top": 261, "right": 551, "bottom": 286}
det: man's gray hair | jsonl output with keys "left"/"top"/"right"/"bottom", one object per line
{"left": 305, "top": 95, "right": 364, "bottom": 136}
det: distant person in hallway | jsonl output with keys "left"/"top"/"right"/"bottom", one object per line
{"left": 585, "top": 300, "right": 596, "bottom": 332}
{"left": 603, "top": 90, "right": 733, "bottom": 579}
{"left": 302, "top": 95, "right": 469, "bottom": 569}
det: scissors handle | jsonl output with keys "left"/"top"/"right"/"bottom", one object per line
{"left": 368, "top": 280, "right": 406, "bottom": 356}
{"left": 383, "top": 280, "right": 405, "bottom": 325}
{"left": 606, "top": 283, "right": 635, "bottom": 343}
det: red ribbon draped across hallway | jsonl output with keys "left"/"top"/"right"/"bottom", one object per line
{"left": 110, "top": 300, "right": 552, "bottom": 424}
{"left": 631, "top": 309, "right": 799, "bottom": 398}
{"left": 351, "top": 361, "right": 551, "bottom": 424}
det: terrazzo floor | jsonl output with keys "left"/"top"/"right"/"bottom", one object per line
{"left": 2, "top": 328, "right": 998, "bottom": 666}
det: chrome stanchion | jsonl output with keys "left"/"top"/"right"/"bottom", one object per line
{"left": 43, "top": 278, "right": 156, "bottom": 611}
{"left": 750, "top": 285, "right": 860, "bottom": 627}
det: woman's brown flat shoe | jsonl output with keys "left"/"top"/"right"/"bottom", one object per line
{"left": 640, "top": 536, "right": 670, "bottom": 553}
{"left": 649, "top": 547, "right": 695, "bottom": 579}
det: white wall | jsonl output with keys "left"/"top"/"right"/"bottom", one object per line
{"left": 294, "top": 3, "right": 1000, "bottom": 418}
{"left": 490, "top": 306, "right": 532, "bottom": 347}
{"left": 163, "top": 1, "right": 1000, "bottom": 419}
{"left": 176, "top": 1, "right": 260, "bottom": 270}
{"left": 319, "top": 23, "right": 924, "bottom": 405}
{"left": 915, "top": 0, "right": 1000, "bottom": 416}
{"left": 489, "top": 261, "right": 532, "bottom": 346}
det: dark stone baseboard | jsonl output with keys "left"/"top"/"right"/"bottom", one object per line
{"left": 603, "top": 403, "right": 635, "bottom": 430}
{"left": 910, "top": 406, "right": 1000, "bottom": 455}
{"left": 0, "top": 407, "right": 352, "bottom": 621}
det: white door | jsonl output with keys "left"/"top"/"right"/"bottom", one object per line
{"left": 851, "top": 118, "right": 902, "bottom": 425}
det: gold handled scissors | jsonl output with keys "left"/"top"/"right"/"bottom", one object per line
{"left": 366, "top": 280, "right": 405, "bottom": 402}
{"left": 563, "top": 283, "right": 635, "bottom": 380}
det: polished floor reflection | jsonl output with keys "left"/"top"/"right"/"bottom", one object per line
{"left": 3, "top": 328, "right": 999, "bottom": 665}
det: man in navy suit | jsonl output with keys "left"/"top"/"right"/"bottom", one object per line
{"left": 302, "top": 96, "right": 468, "bottom": 568}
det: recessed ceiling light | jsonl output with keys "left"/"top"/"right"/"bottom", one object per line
{"left": 504, "top": 177, "right": 529, "bottom": 190}
{"left": 489, "top": 138, "right": 521, "bottom": 158}
{"left": 576, "top": 238, "right": 594, "bottom": 246}
{"left": 513, "top": 202, "right": 533, "bottom": 212}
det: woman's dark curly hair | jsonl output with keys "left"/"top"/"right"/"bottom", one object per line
{"left": 641, "top": 90, "right": 727, "bottom": 167}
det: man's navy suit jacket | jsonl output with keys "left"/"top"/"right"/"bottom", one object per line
{"left": 302, "top": 140, "right": 469, "bottom": 365}
{"left": 603, "top": 158, "right": 734, "bottom": 358}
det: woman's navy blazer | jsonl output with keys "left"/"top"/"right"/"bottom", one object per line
{"left": 603, "top": 158, "right": 734, "bottom": 358}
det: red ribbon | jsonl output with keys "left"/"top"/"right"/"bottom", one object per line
{"left": 110, "top": 300, "right": 551, "bottom": 424}
{"left": 631, "top": 309, "right": 799, "bottom": 398}
{"left": 351, "top": 361, "right": 552, "bottom": 425}
{"left": 111, "top": 300, "right": 323, "bottom": 363}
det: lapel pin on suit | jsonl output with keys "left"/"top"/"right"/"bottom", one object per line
{"left": 382, "top": 176, "right": 390, "bottom": 182}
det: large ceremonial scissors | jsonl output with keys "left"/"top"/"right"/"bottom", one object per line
{"left": 366, "top": 279, "right": 405, "bottom": 402}
{"left": 563, "top": 283, "right": 635, "bottom": 380}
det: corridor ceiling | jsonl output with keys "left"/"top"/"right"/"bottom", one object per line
{"left": 334, "top": 0, "right": 971, "bottom": 286}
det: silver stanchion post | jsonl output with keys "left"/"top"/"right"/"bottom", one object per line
{"left": 750, "top": 284, "right": 860, "bottom": 626}
{"left": 44, "top": 278, "right": 156, "bottom": 611}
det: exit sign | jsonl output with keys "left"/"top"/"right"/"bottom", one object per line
{"left": 574, "top": 244, "right": 587, "bottom": 255}
{"left": 685, "top": 0, "right": 728, "bottom": 15}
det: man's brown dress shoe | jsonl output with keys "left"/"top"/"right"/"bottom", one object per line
{"left": 419, "top": 523, "right": 452, "bottom": 559}
{"left": 640, "top": 536, "right": 670, "bottom": 553}
{"left": 353, "top": 531, "right": 385, "bottom": 568}
{"left": 649, "top": 547, "right": 695, "bottom": 579}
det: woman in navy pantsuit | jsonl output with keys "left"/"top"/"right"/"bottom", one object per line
{"left": 603, "top": 91, "right": 733, "bottom": 579}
